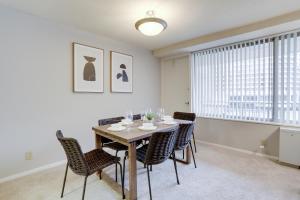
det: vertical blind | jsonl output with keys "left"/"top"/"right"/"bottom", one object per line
{"left": 191, "top": 31, "right": 300, "bottom": 125}
{"left": 275, "top": 33, "right": 300, "bottom": 124}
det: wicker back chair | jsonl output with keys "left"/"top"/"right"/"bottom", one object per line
{"left": 133, "top": 114, "right": 141, "bottom": 120}
{"left": 56, "top": 130, "right": 125, "bottom": 200}
{"left": 135, "top": 128, "right": 180, "bottom": 200}
{"left": 173, "top": 112, "right": 196, "bottom": 122}
{"left": 175, "top": 123, "right": 195, "bottom": 150}
{"left": 173, "top": 112, "right": 197, "bottom": 157}
{"left": 144, "top": 129, "right": 178, "bottom": 165}
{"left": 98, "top": 116, "right": 128, "bottom": 182}
{"left": 98, "top": 116, "right": 124, "bottom": 144}
{"left": 174, "top": 123, "right": 197, "bottom": 168}
{"left": 98, "top": 116, "right": 124, "bottom": 125}
{"left": 56, "top": 130, "right": 88, "bottom": 176}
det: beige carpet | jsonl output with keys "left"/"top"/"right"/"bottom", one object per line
{"left": 1, "top": 142, "right": 300, "bottom": 200}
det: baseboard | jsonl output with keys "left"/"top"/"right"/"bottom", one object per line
{"left": 0, "top": 159, "right": 66, "bottom": 184}
{"left": 196, "top": 140, "right": 279, "bottom": 160}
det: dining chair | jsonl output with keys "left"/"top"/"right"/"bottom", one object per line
{"left": 174, "top": 123, "right": 197, "bottom": 168}
{"left": 56, "top": 130, "right": 125, "bottom": 200}
{"left": 98, "top": 116, "right": 127, "bottom": 182}
{"left": 173, "top": 112, "right": 197, "bottom": 159}
{"left": 132, "top": 114, "right": 141, "bottom": 120}
{"left": 133, "top": 127, "right": 180, "bottom": 200}
{"left": 98, "top": 115, "right": 142, "bottom": 182}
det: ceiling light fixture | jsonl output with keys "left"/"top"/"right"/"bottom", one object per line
{"left": 135, "top": 10, "right": 167, "bottom": 36}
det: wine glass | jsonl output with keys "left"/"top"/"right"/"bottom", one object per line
{"left": 125, "top": 111, "right": 133, "bottom": 121}
{"left": 140, "top": 110, "right": 146, "bottom": 121}
{"left": 157, "top": 108, "right": 165, "bottom": 121}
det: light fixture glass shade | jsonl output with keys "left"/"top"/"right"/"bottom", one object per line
{"left": 135, "top": 17, "right": 167, "bottom": 36}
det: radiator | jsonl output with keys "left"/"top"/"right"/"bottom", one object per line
{"left": 279, "top": 126, "right": 300, "bottom": 166}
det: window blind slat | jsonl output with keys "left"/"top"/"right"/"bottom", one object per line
{"left": 253, "top": 41, "right": 256, "bottom": 120}
{"left": 213, "top": 50, "right": 216, "bottom": 118}
{"left": 280, "top": 37, "right": 285, "bottom": 121}
{"left": 262, "top": 40, "right": 266, "bottom": 121}
{"left": 293, "top": 33, "right": 297, "bottom": 124}
{"left": 257, "top": 40, "right": 261, "bottom": 121}
{"left": 287, "top": 34, "right": 291, "bottom": 124}
{"left": 200, "top": 52, "right": 203, "bottom": 115}
{"left": 269, "top": 38, "right": 274, "bottom": 121}
{"left": 240, "top": 45, "right": 243, "bottom": 120}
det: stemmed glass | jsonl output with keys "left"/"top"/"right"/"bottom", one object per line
{"left": 124, "top": 111, "right": 133, "bottom": 130}
{"left": 141, "top": 110, "right": 146, "bottom": 121}
{"left": 125, "top": 110, "right": 133, "bottom": 121}
{"left": 157, "top": 108, "right": 165, "bottom": 121}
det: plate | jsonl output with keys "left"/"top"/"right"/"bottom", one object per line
{"left": 107, "top": 126, "right": 126, "bottom": 131}
{"left": 138, "top": 126, "right": 157, "bottom": 131}
{"left": 119, "top": 121, "right": 133, "bottom": 125}
{"left": 163, "top": 116, "right": 173, "bottom": 120}
{"left": 163, "top": 121, "right": 177, "bottom": 125}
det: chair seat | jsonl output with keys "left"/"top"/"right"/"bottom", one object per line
{"left": 136, "top": 144, "right": 148, "bottom": 163}
{"left": 174, "top": 142, "right": 189, "bottom": 151}
{"left": 104, "top": 140, "right": 144, "bottom": 152}
{"left": 84, "top": 149, "right": 120, "bottom": 174}
{"left": 103, "top": 142, "right": 128, "bottom": 151}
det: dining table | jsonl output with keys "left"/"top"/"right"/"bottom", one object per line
{"left": 92, "top": 119, "right": 193, "bottom": 200}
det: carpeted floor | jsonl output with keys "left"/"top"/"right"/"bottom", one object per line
{"left": 1, "top": 142, "right": 300, "bottom": 200}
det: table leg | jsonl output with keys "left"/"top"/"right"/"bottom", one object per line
{"left": 95, "top": 133, "right": 102, "bottom": 178}
{"left": 174, "top": 145, "right": 192, "bottom": 165}
{"left": 186, "top": 145, "right": 191, "bottom": 164}
{"left": 128, "top": 142, "right": 137, "bottom": 200}
{"left": 95, "top": 133, "right": 102, "bottom": 149}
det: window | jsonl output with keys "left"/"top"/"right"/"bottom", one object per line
{"left": 191, "top": 31, "right": 300, "bottom": 125}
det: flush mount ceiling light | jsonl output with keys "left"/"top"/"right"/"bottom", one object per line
{"left": 135, "top": 10, "right": 167, "bottom": 36}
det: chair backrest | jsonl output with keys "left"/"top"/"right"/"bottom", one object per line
{"left": 98, "top": 116, "right": 125, "bottom": 126}
{"left": 174, "top": 123, "right": 194, "bottom": 150}
{"left": 173, "top": 112, "right": 196, "bottom": 122}
{"left": 133, "top": 114, "right": 141, "bottom": 120}
{"left": 98, "top": 116, "right": 125, "bottom": 144}
{"left": 144, "top": 127, "right": 178, "bottom": 165}
{"left": 56, "top": 130, "right": 89, "bottom": 176}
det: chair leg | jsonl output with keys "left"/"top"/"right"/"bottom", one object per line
{"left": 189, "top": 141, "right": 197, "bottom": 168}
{"left": 82, "top": 176, "right": 88, "bottom": 200}
{"left": 150, "top": 164, "right": 152, "bottom": 171}
{"left": 172, "top": 152, "right": 180, "bottom": 185}
{"left": 182, "top": 150, "right": 185, "bottom": 159}
{"left": 122, "top": 155, "right": 126, "bottom": 185}
{"left": 118, "top": 162, "right": 125, "bottom": 199}
{"left": 61, "top": 163, "right": 68, "bottom": 198}
{"left": 115, "top": 150, "right": 118, "bottom": 182}
{"left": 146, "top": 165, "right": 152, "bottom": 200}
{"left": 192, "top": 131, "right": 197, "bottom": 153}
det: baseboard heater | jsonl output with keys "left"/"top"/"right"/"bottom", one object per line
{"left": 279, "top": 126, "right": 300, "bottom": 167}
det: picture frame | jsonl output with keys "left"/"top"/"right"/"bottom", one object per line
{"left": 73, "top": 43, "right": 104, "bottom": 93}
{"left": 110, "top": 51, "right": 133, "bottom": 93}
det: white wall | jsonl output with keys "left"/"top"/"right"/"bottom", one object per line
{"left": 0, "top": 6, "right": 160, "bottom": 179}
{"left": 161, "top": 56, "right": 190, "bottom": 114}
{"left": 195, "top": 118, "right": 280, "bottom": 157}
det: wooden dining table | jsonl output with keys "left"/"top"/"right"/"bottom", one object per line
{"left": 92, "top": 119, "right": 193, "bottom": 200}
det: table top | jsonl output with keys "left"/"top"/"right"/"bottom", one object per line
{"left": 92, "top": 119, "right": 193, "bottom": 144}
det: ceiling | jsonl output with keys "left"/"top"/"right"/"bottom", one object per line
{"left": 1, "top": 0, "right": 300, "bottom": 50}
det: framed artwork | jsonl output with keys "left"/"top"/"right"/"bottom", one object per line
{"left": 110, "top": 51, "right": 133, "bottom": 93}
{"left": 73, "top": 43, "right": 104, "bottom": 93}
